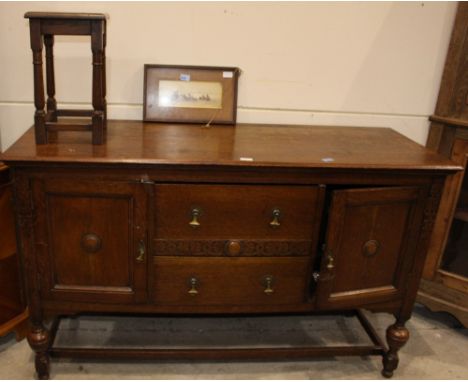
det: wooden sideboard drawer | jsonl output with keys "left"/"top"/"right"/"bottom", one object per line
{"left": 154, "top": 184, "right": 324, "bottom": 240}
{"left": 152, "top": 256, "right": 311, "bottom": 306}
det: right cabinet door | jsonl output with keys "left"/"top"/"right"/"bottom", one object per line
{"left": 316, "top": 187, "right": 424, "bottom": 309}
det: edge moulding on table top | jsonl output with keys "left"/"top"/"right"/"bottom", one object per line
{"left": 0, "top": 120, "right": 461, "bottom": 379}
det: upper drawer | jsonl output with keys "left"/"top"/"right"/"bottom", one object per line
{"left": 154, "top": 184, "right": 324, "bottom": 240}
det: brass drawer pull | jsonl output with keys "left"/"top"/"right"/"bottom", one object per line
{"left": 262, "top": 275, "right": 274, "bottom": 295}
{"left": 188, "top": 277, "right": 199, "bottom": 296}
{"left": 189, "top": 208, "right": 201, "bottom": 228}
{"left": 326, "top": 250, "right": 335, "bottom": 270}
{"left": 136, "top": 240, "right": 145, "bottom": 262}
{"left": 269, "top": 209, "right": 281, "bottom": 228}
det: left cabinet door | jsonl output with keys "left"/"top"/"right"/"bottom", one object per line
{"left": 32, "top": 178, "right": 148, "bottom": 304}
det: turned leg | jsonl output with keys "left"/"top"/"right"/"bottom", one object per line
{"left": 91, "top": 20, "right": 105, "bottom": 145}
{"left": 29, "top": 19, "right": 47, "bottom": 144}
{"left": 44, "top": 34, "right": 57, "bottom": 122}
{"left": 27, "top": 322, "right": 50, "bottom": 380}
{"left": 382, "top": 321, "right": 410, "bottom": 378}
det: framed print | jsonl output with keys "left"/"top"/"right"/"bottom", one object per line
{"left": 143, "top": 65, "right": 240, "bottom": 124}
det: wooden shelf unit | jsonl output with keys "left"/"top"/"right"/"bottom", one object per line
{"left": 418, "top": 3, "right": 468, "bottom": 327}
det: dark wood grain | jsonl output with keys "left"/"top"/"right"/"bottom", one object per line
{"left": 419, "top": 2, "right": 468, "bottom": 328}
{"left": 315, "top": 187, "right": 424, "bottom": 310}
{"left": 152, "top": 256, "right": 312, "bottom": 308}
{"left": 31, "top": 177, "right": 148, "bottom": 304}
{"left": 154, "top": 184, "right": 323, "bottom": 239}
{"left": 0, "top": 164, "right": 28, "bottom": 341}
{"left": 0, "top": 121, "right": 460, "bottom": 172}
{"left": 2, "top": 120, "right": 459, "bottom": 378}
{"left": 431, "top": 3, "right": 468, "bottom": 119}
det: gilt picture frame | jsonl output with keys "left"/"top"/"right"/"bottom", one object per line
{"left": 143, "top": 64, "right": 240, "bottom": 124}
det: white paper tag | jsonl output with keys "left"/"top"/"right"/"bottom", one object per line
{"left": 179, "top": 73, "right": 190, "bottom": 81}
{"left": 223, "top": 71, "right": 234, "bottom": 78}
{"left": 321, "top": 157, "right": 335, "bottom": 163}
{"left": 240, "top": 157, "right": 254, "bottom": 161}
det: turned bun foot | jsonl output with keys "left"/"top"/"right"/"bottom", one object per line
{"left": 382, "top": 323, "right": 409, "bottom": 378}
{"left": 27, "top": 324, "right": 50, "bottom": 380}
{"left": 35, "top": 352, "right": 50, "bottom": 380}
{"left": 381, "top": 370, "right": 393, "bottom": 378}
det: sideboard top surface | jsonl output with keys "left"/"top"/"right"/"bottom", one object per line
{"left": 0, "top": 121, "right": 460, "bottom": 172}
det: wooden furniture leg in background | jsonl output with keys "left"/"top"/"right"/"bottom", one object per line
{"left": 29, "top": 19, "right": 47, "bottom": 144}
{"left": 91, "top": 20, "right": 105, "bottom": 145}
{"left": 44, "top": 34, "right": 57, "bottom": 122}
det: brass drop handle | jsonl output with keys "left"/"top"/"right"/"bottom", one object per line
{"left": 136, "top": 240, "right": 145, "bottom": 262}
{"left": 188, "top": 277, "right": 199, "bottom": 296}
{"left": 189, "top": 208, "right": 201, "bottom": 228}
{"left": 269, "top": 209, "right": 281, "bottom": 228}
{"left": 263, "top": 275, "right": 274, "bottom": 295}
{"left": 326, "top": 250, "right": 335, "bottom": 271}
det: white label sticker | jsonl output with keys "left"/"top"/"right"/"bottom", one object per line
{"left": 223, "top": 71, "right": 234, "bottom": 78}
{"left": 321, "top": 157, "right": 335, "bottom": 163}
{"left": 179, "top": 73, "right": 190, "bottom": 81}
{"left": 240, "top": 157, "right": 254, "bottom": 161}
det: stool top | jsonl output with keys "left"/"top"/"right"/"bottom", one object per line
{"left": 24, "top": 12, "right": 107, "bottom": 20}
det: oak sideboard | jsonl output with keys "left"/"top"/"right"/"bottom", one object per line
{"left": 1, "top": 121, "right": 460, "bottom": 379}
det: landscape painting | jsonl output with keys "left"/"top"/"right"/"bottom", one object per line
{"left": 143, "top": 64, "right": 239, "bottom": 123}
{"left": 158, "top": 80, "right": 222, "bottom": 109}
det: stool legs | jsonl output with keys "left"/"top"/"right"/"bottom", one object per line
{"left": 91, "top": 20, "right": 105, "bottom": 145}
{"left": 27, "top": 16, "right": 106, "bottom": 145}
{"left": 103, "top": 25, "right": 107, "bottom": 130}
{"left": 29, "top": 19, "right": 47, "bottom": 144}
{"left": 44, "top": 35, "right": 57, "bottom": 122}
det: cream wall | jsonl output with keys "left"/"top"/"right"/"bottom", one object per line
{"left": 0, "top": 1, "right": 457, "bottom": 151}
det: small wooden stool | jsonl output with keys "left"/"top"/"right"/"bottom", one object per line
{"left": 25, "top": 12, "right": 107, "bottom": 145}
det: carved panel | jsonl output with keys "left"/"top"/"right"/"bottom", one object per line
{"left": 153, "top": 239, "right": 312, "bottom": 257}
{"left": 420, "top": 181, "right": 444, "bottom": 240}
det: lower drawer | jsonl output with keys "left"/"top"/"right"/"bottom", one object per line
{"left": 152, "top": 257, "right": 312, "bottom": 306}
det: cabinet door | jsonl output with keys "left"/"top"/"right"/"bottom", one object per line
{"left": 316, "top": 187, "right": 424, "bottom": 309}
{"left": 32, "top": 179, "right": 148, "bottom": 304}
{"left": 0, "top": 167, "right": 27, "bottom": 338}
